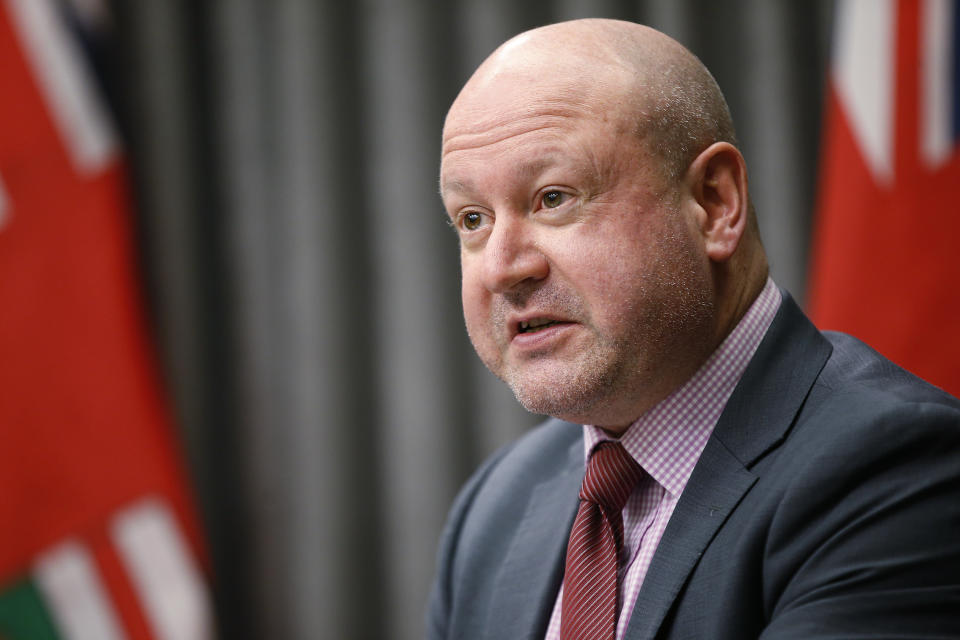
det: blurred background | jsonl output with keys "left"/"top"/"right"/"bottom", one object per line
{"left": 4, "top": 0, "right": 958, "bottom": 639}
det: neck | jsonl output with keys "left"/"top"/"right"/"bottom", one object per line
{"left": 711, "top": 245, "right": 770, "bottom": 350}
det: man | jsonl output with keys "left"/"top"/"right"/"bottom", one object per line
{"left": 428, "top": 18, "right": 960, "bottom": 640}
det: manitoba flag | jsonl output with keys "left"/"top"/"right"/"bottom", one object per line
{"left": 0, "top": 1, "right": 213, "bottom": 639}
{"left": 808, "top": 0, "right": 960, "bottom": 397}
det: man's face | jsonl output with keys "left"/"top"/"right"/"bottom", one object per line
{"left": 440, "top": 73, "right": 716, "bottom": 428}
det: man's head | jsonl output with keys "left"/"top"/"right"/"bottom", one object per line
{"left": 440, "top": 19, "right": 768, "bottom": 432}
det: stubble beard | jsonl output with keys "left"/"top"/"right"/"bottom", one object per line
{"left": 480, "top": 241, "right": 715, "bottom": 426}
{"left": 504, "top": 329, "right": 629, "bottom": 423}
{"left": 502, "top": 293, "right": 712, "bottom": 425}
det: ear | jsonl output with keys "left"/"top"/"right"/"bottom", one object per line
{"left": 684, "top": 142, "right": 749, "bottom": 262}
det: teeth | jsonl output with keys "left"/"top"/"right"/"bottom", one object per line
{"left": 520, "top": 318, "right": 556, "bottom": 332}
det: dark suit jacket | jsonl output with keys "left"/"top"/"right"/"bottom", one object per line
{"left": 426, "top": 294, "right": 960, "bottom": 639}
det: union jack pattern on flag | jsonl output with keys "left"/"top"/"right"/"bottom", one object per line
{"left": 0, "top": 0, "right": 214, "bottom": 638}
{"left": 809, "top": 0, "right": 960, "bottom": 397}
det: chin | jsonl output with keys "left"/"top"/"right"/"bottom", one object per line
{"left": 505, "top": 363, "right": 622, "bottom": 425}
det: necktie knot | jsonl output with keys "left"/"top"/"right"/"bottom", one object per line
{"left": 580, "top": 441, "right": 643, "bottom": 513}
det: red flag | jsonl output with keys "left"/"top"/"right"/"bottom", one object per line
{"left": 809, "top": 0, "right": 960, "bottom": 397}
{"left": 0, "top": 1, "right": 213, "bottom": 638}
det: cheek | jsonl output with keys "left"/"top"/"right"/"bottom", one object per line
{"left": 461, "top": 282, "right": 484, "bottom": 332}
{"left": 460, "top": 253, "right": 483, "bottom": 318}
{"left": 460, "top": 267, "right": 498, "bottom": 354}
{"left": 552, "top": 216, "right": 682, "bottom": 328}
{"left": 553, "top": 229, "right": 645, "bottom": 299}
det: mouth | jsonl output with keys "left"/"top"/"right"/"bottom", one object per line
{"left": 507, "top": 314, "right": 578, "bottom": 353}
{"left": 513, "top": 316, "right": 578, "bottom": 340}
{"left": 518, "top": 318, "right": 564, "bottom": 334}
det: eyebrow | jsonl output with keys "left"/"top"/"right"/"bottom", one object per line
{"left": 440, "top": 179, "right": 472, "bottom": 196}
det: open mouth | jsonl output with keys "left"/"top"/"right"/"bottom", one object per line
{"left": 518, "top": 318, "right": 563, "bottom": 334}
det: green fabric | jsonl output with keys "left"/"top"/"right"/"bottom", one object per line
{"left": 0, "top": 579, "right": 60, "bottom": 640}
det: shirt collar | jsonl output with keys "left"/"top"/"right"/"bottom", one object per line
{"left": 584, "top": 278, "right": 782, "bottom": 497}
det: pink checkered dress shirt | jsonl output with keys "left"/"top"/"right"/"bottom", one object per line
{"left": 544, "top": 278, "right": 781, "bottom": 640}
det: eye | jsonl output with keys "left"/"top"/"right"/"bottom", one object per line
{"left": 459, "top": 210, "right": 487, "bottom": 232}
{"left": 540, "top": 190, "right": 569, "bottom": 209}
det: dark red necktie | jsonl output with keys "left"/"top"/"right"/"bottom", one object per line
{"left": 560, "top": 441, "right": 644, "bottom": 640}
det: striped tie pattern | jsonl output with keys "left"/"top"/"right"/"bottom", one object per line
{"left": 561, "top": 441, "right": 644, "bottom": 640}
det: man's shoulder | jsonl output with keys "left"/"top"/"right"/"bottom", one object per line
{"left": 770, "top": 328, "right": 960, "bottom": 483}
{"left": 816, "top": 330, "right": 960, "bottom": 412}
{"left": 672, "top": 327, "right": 960, "bottom": 640}
{"left": 493, "top": 417, "right": 582, "bottom": 474}
{"left": 721, "top": 306, "right": 960, "bottom": 481}
{"left": 427, "top": 418, "right": 582, "bottom": 638}
{"left": 453, "top": 418, "right": 582, "bottom": 514}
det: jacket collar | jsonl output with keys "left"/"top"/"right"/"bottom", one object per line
{"left": 624, "top": 292, "right": 832, "bottom": 639}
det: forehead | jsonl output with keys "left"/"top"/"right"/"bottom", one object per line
{"left": 439, "top": 56, "right": 647, "bottom": 197}
{"left": 442, "top": 43, "right": 639, "bottom": 138}
{"left": 442, "top": 144, "right": 594, "bottom": 196}
{"left": 444, "top": 92, "right": 594, "bottom": 150}
{"left": 440, "top": 114, "right": 616, "bottom": 198}
{"left": 442, "top": 96, "right": 625, "bottom": 174}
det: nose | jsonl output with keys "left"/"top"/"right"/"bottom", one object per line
{"left": 480, "top": 216, "right": 549, "bottom": 293}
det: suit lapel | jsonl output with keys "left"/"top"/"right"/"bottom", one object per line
{"left": 624, "top": 438, "right": 757, "bottom": 639}
{"left": 485, "top": 436, "right": 583, "bottom": 639}
{"left": 625, "top": 293, "right": 832, "bottom": 640}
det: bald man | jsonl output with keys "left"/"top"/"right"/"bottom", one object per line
{"left": 428, "top": 19, "right": 960, "bottom": 640}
